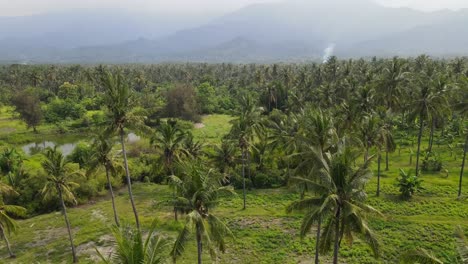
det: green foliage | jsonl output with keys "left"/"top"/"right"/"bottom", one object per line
{"left": 421, "top": 151, "right": 443, "bottom": 172}
{"left": 164, "top": 83, "right": 201, "bottom": 122}
{"left": 396, "top": 169, "right": 424, "bottom": 199}
{"left": 97, "top": 222, "right": 172, "bottom": 264}
{"left": 11, "top": 89, "right": 43, "bottom": 131}
{"left": 196, "top": 82, "right": 219, "bottom": 114}
{"left": 44, "top": 98, "right": 86, "bottom": 123}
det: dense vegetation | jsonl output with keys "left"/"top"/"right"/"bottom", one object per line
{"left": 0, "top": 56, "right": 467, "bottom": 263}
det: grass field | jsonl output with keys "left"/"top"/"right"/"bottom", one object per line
{"left": 1, "top": 113, "right": 467, "bottom": 263}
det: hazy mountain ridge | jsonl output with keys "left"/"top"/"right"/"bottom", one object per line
{"left": 1, "top": 0, "right": 467, "bottom": 63}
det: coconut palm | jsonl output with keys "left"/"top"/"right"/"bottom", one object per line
{"left": 0, "top": 148, "right": 24, "bottom": 188}
{"left": 410, "top": 73, "right": 450, "bottom": 176}
{"left": 210, "top": 140, "right": 238, "bottom": 175}
{"left": 455, "top": 76, "right": 468, "bottom": 197}
{"left": 88, "top": 132, "right": 122, "bottom": 226}
{"left": 0, "top": 184, "right": 26, "bottom": 258}
{"left": 376, "top": 56, "right": 408, "bottom": 112}
{"left": 288, "top": 138, "right": 381, "bottom": 264}
{"left": 97, "top": 222, "right": 171, "bottom": 264}
{"left": 151, "top": 120, "right": 187, "bottom": 220}
{"left": 41, "top": 147, "right": 82, "bottom": 263}
{"left": 170, "top": 161, "right": 235, "bottom": 264}
{"left": 101, "top": 69, "right": 147, "bottom": 230}
{"left": 375, "top": 118, "right": 396, "bottom": 196}
{"left": 288, "top": 109, "right": 338, "bottom": 264}
{"left": 228, "top": 96, "right": 263, "bottom": 209}
{"left": 266, "top": 109, "right": 301, "bottom": 182}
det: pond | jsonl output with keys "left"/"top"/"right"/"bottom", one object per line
{"left": 20, "top": 132, "right": 141, "bottom": 156}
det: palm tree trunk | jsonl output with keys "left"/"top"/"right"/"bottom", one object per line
{"left": 364, "top": 145, "right": 368, "bottom": 162}
{"left": 196, "top": 224, "right": 203, "bottom": 264}
{"left": 385, "top": 150, "right": 389, "bottom": 171}
{"left": 314, "top": 216, "right": 321, "bottom": 264}
{"left": 242, "top": 149, "right": 246, "bottom": 210}
{"left": 170, "top": 167, "right": 178, "bottom": 221}
{"left": 120, "top": 128, "right": 140, "bottom": 230}
{"left": 459, "top": 134, "right": 467, "bottom": 198}
{"left": 377, "top": 153, "right": 381, "bottom": 197}
{"left": 428, "top": 118, "right": 435, "bottom": 152}
{"left": 58, "top": 186, "right": 78, "bottom": 263}
{"left": 1, "top": 227, "right": 15, "bottom": 258}
{"left": 333, "top": 207, "right": 341, "bottom": 264}
{"left": 415, "top": 114, "right": 424, "bottom": 176}
{"left": 247, "top": 150, "right": 253, "bottom": 189}
{"left": 105, "top": 165, "right": 119, "bottom": 226}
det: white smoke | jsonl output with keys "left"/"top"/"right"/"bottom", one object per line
{"left": 322, "top": 43, "right": 335, "bottom": 63}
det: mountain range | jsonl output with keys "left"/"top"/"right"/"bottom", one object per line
{"left": 1, "top": 0, "right": 467, "bottom": 63}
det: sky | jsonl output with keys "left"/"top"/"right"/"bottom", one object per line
{"left": 1, "top": 0, "right": 467, "bottom": 16}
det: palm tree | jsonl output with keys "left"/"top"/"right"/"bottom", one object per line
{"left": 41, "top": 147, "right": 81, "bottom": 263}
{"left": 287, "top": 108, "right": 338, "bottom": 264}
{"left": 0, "top": 148, "right": 24, "bottom": 188}
{"left": 88, "top": 132, "right": 121, "bottom": 226}
{"left": 97, "top": 222, "right": 171, "bottom": 264}
{"left": 101, "top": 69, "right": 147, "bottom": 230}
{"left": 410, "top": 73, "right": 450, "bottom": 176}
{"left": 0, "top": 184, "right": 26, "bottom": 258}
{"left": 170, "top": 161, "right": 235, "bottom": 264}
{"left": 358, "top": 114, "right": 380, "bottom": 162}
{"left": 210, "top": 140, "right": 238, "bottom": 175}
{"left": 375, "top": 117, "right": 396, "bottom": 196}
{"left": 455, "top": 76, "right": 467, "bottom": 197}
{"left": 288, "top": 138, "right": 381, "bottom": 264}
{"left": 376, "top": 56, "right": 408, "bottom": 112}
{"left": 228, "top": 96, "right": 263, "bottom": 209}
{"left": 151, "top": 120, "right": 187, "bottom": 221}
{"left": 151, "top": 120, "right": 188, "bottom": 175}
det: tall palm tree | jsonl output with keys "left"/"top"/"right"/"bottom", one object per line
{"left": 266, "top": 109, "right": 300, "bottom": 182}
{"left": 288, "top": 139, "right": 381, "bottom": 264}
{"left": 289, "top": 108, "right": 338, "bottom": 264}
{"left": 88, "top": 132, "right": 122, "bottom": 226}
{"left": 151, "top": 120, "right": 187, "bottom": 220}
{"left": 151, "top": 120, "right": 187, "bottom": 176}
{"left": 375, "top": 117, "right": 396, "bottom": 196}
{"left": 455, "top": 76, "right": 468, "bottom": 198}
{"left": 376, "top": 56, "right": 408, "bottom": 112}
{"left": 228, "top": 96, "right": 263, "bottom": 209}
{"left": 97, "top": 222, "right": 171, "bottom": 264}
{"left": 0, "top": 184, "right": 26, "bottom": 258}
{"left": 170, "top": 161, "right": 235, "bottom": 264}
{"left": 210, "top": 140, "right": 238, "bottom": 177}
{"left": 410, "top": 72, "right": 450, "bottom": 176}
{"left": 41, "top": 147, "right": 81, "bottom": 263}
{"left": 101, "top": 69, "right": 147, "bottom": 230}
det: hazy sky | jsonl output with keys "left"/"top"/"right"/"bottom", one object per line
{"left": 1, "top": 0, "right": 467, "bottom": 16}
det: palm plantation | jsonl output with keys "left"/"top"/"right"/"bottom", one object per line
{"left": 0, "top": 57, "right": 466, "bottom": 263}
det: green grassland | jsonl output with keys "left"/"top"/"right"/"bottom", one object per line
{"left": 1, "top": 113, "right": 467, "bottom": 263}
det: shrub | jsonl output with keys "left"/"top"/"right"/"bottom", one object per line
{"left": 396, "top": 169, "right": 424, "bottom": 199}
{"left": 421, "top": 151, "right": 443, "bottom": 172}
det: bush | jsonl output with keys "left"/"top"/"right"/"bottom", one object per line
{"left": 420, "top": 151, "right": 443, "bottom": 172}
{"left": 252, "top": 170, "right": 285, "bottom": 188}
{"left": 44, "top": 98, "right": 86, "bottom": 123}
{"left": 396, "top": 169, "right": 424, "bottom": 199}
